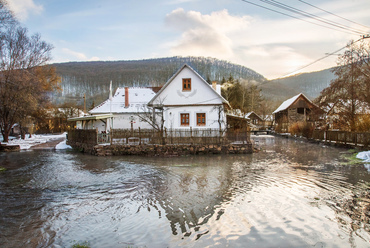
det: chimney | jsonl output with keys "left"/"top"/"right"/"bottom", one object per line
{"left": 125, "top": 87, "right": 129, "bottom": 108}
{"left": 212, "top": 81, "right": 217, "bottom": 91}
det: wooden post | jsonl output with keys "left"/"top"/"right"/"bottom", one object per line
{"left": 164, "top": 127, "right": 167, "bottom": 145}
{"left": 344, "top": 131, "right": 347, "bottom": 145}
{"left": 139, "top": 127, "right": 141, "bottom": 145}
{"left": 190, "top": 127, "right": 193, "bottom": 145}
{"left": 96, "top": 128, "right": 99, "bottom": 144}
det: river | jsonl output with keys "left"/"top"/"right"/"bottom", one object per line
{"left": 1, "top": 135, "right": 370, "bottom": 248}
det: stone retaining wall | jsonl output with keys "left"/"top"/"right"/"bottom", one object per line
{"left": 68, "top": 138, "right": 254, "bottom": 156}
{"left": 66, "top": 140, "right": 96, "bottom": 155}
{"left": 0, "top": 144, "right": 20, "bottom": 152}
{"left": 94, "top": 144, "right": 253, "bottom": 156}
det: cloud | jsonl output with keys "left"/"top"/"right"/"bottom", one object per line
{"left": 164, "top": 8, "right": 354, "bottom": 78}
{"left": 165, "top": 8, "right": 251, "bottom": 58}
{"left": 7, "top": 0, "right": 43, "bottom": 21}
{"left": 62, "top": 48, "right": 100, "bottom": 61}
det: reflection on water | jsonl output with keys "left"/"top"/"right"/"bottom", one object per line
{"left": 1, "top": 136, "right": 370, "bottom": 247}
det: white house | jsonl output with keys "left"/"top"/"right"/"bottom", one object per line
{"left": 147, "top": 64, "right": 229, "bottom": 131}
{"left": 69, "top": 87, "right": 156, "bottom": 132}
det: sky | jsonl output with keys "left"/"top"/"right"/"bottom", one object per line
{"left": 6, "top": 0, "right": 370, "bottom": 79}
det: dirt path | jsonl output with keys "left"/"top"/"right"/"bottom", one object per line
{"left": 30, "top": 137, "right": 66, "bottom": 150}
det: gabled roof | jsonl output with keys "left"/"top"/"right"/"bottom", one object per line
{"left": 147, "top": 64, "right": 230, "bottom": 107}
{"left": 272, "top": 93, "right": 319, "bottom": 114}
{"left": 89, "top": 87, "right": 156, "bottom": 114}
{"left": 245, "top": 111, "right": 263, "bottom": 120}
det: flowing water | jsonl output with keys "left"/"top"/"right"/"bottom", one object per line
{"left": 1, "top": 135, "right": 370, "bottom": 248}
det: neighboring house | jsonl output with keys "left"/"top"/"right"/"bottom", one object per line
{"left": 147, "top": 64, "right": 230, "bottom": 131}
{"left": 69, "top": 87, "right": 156, "bottom": 132}
{"left": 273, "top": 93, "right": 323, "bottom": 132}
{"left": 262, "top": 114, "right": 274, "bottom": 129}
{"left": 245, "top": 111, "right": 263, "bottom": 130}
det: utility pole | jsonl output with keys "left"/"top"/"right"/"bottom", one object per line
{"left": 83, "top": 94, "right": 86, "bottom": 114}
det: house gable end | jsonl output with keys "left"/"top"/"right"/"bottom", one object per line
{"left": 148, "top": 64, "right": 228, "bottom": 107}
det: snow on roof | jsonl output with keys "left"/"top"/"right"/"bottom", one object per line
{"left": 272, "top": 93, "right": 314, "bottom": 114}
{"left": 89, "top": 87, "right": 156, "bottom": 114}
{"left": 245, "top": 111, "right": 262, "bottom": 120}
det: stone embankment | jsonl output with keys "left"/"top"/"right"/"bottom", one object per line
{"left": 0, "top": 144, "right": 20, "bottom": 152}
{"left": 69, "top": 142, "right": 253, "bottom": 156}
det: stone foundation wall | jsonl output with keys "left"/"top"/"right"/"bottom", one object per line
{"left": 66, "top": 140, "right": 96, "bottom": 155}
{"left": 93, "top": 143, "right": 253, "bottom": 156}
{"left": 0, "top": 144, "right": 20, "bottom": 152}
{"left": 68, "top": 137, "right": 253, "bottom": 156}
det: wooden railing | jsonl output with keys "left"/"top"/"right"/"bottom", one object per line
{"left": 112, "top": 128, "right": 250, "bottom": 145}
{"left": 67, "top": 128, "right": 250, "bottom": 146}
{"left": 67, "top": 129, "right": 98, "bottom": 145}
{"left": 312, "top": 130, "right": 370, "bottom": 147}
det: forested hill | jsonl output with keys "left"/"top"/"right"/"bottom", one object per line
{"left": 53, "top": 56, "right": 266, "bottom": 105}
{"left": 264, "top": 67, "right": 336, "bottom": 100}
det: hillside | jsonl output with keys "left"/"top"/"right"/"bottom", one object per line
{"left": 53, "top": 56, "right": 266, "bottom": 106}
{"left": 262, "top": 68, "right": 336, "bottom": 101}
{"left": 52, "top": 56, "right": 337, "bottom": 107}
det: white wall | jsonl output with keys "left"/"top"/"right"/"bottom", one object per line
{"left": 152, "top": 66, "right": 223, "bottom": 107}
{"left": 153, "top": 66, "right": 227, "bottom": 130}
{"left": 76, "top": 113, "right": 153, "bottom": 132}
{"left": 164, "top": 105, "right": 226, "bottom": 130}
{"left": 112, "top": 113, "right": 153, "bottom": 130}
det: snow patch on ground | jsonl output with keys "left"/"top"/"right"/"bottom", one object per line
{"left": 357, "top": 151, "right": 370, "bottom": 162}
{"left": 55, "top": 140, "right": 72, "bottom": 150}
{"left": 2, "top": 133, "right": 67, "bottom": 150}
{"left": 357, "top": 151, "right": 370, "bottom": 171}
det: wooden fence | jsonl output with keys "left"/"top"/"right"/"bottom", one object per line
{"left": 311, "top": 130, "right": 370, "bottom": 148}
{"left": 111, "top": 128, "right": 250, "bottom": 145}
{"left": 67, "top": 129, "right": 98, "bottom": 145}
{"left": 68, "top": 128, "right": 250, "bottom": 146}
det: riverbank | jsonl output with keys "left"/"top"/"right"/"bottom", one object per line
{"left": 273, "top": 132, "right": 369, "bottom": 150}
{"left": 1, "top": 133, "right": 71, "bottom": 150}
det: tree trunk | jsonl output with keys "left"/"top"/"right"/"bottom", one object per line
{"left": 2, "top": 128, "right": 10, "bottom": 142}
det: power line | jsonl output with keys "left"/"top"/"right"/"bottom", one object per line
{"left": 280, "top": 36, "right": 369, "bottom": 78}
{"left": 298, "top": 0, "right": 370, "bottom": 30}
{"left": 259, "top": 0, "right": 367, "bottom": 35}
{"left": 240, "top": 0, "right": 367, "bottom": 35}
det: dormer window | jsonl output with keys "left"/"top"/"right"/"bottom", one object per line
{"left": 182, "top": 78, "right": 191, "bottom": 91}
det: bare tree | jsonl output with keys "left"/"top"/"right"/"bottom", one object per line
{"left": 138, "top": 104, "right": 165, "bottom": 131}
{"left": 0, "top": 0, "right": 17, "bottom": 28}
{"left": 317, "top": 39, "right": 370, "bottom": 131}
{"left": 0, "top": 24, "right": 60, "bottom": 142}
{"left": 211, "top": 104, "right": 227, "bottom": 137}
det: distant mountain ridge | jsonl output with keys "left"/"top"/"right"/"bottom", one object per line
{"left": 266, "top": 67, "right": 336, "bottom": 100}
{"left": 53, "top": 56, "right": 266, "bottom": 105}
{"left": 52, "top": 56, "right": 336, "bottom": 106}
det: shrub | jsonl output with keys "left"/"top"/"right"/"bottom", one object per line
{"left": 288, "top": 121, "right": 314, "bottom": 138}
{"left": 356, "top": 115, "right": 370, "bottom": 132}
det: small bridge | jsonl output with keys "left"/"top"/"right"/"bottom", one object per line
{"left": 251, "top": 130, "right": 272, "bottom": 135}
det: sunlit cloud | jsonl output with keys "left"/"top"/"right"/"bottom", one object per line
{"left": 165, "top": 8, "right": 251, "bottom": 58}
{"left": 164, "top": 7, "right": 358, "bottom": 78}
{"left": 62, "top": 48, "right": 100, "bottom": 61}
{"left": 7, "top": 0, "right": 43, "bottom": 21}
